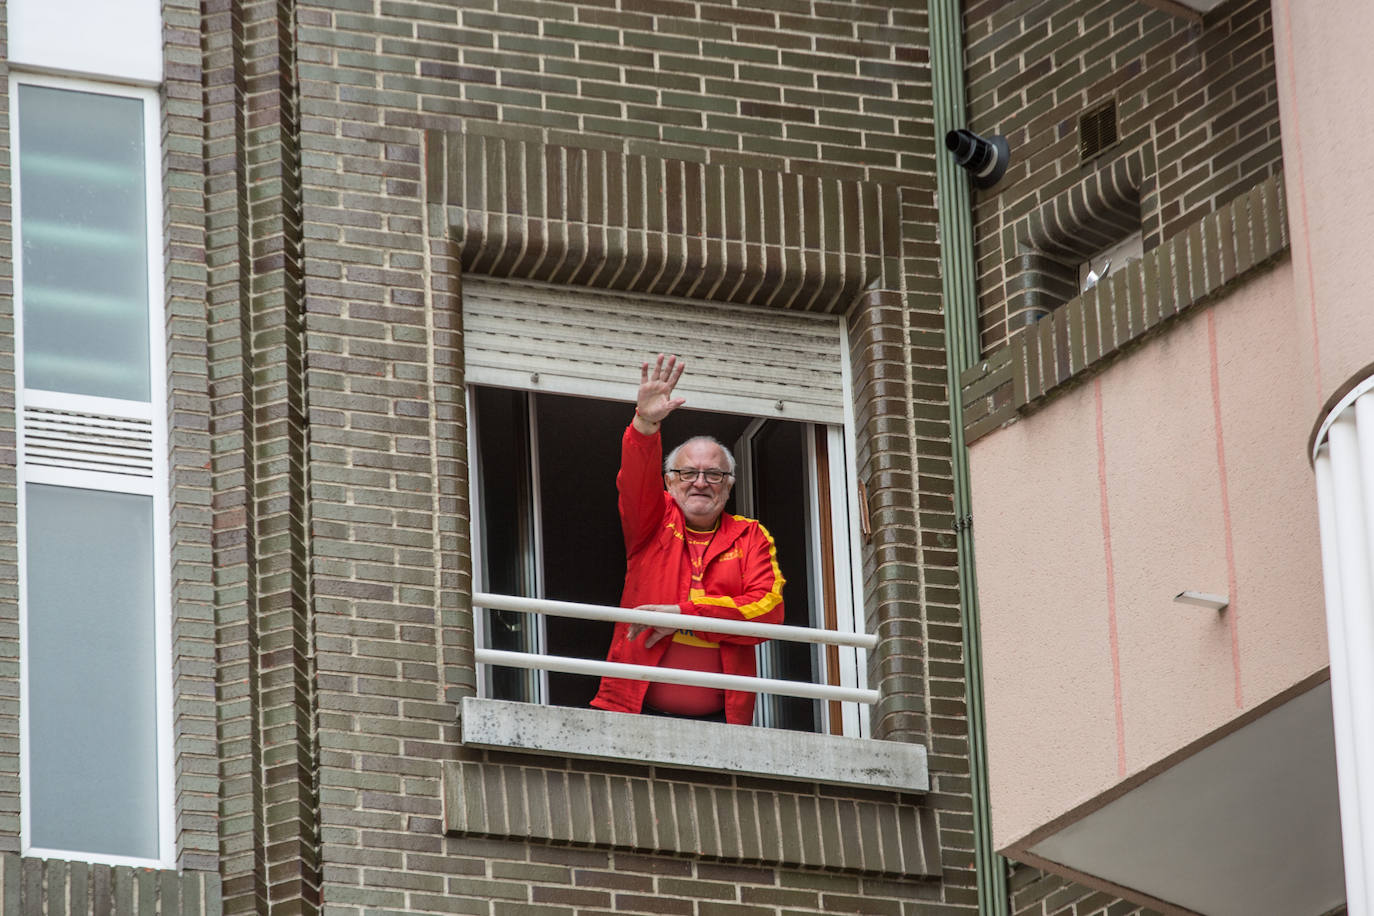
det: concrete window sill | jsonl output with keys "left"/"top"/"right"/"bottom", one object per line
{"left": 458, "top": 696, "right": 928, "bottom": 793}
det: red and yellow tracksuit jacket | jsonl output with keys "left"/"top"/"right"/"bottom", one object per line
{"left": 590, "top": 423, "right": 785, "bottom": 725}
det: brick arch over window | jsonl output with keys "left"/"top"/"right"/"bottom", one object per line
{"left": 1002, "top": 148, "right": 1155, "bottom": 328}
{"left": 421, "top": 123, "right": 926, "bottom": 743}
{"left": 424, "top": 128, "right": 903, "bottom": 312}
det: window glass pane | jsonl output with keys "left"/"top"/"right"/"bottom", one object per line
{"left": 534, "top": 392, "right": 626, "bottom": 708}
{"left": 750, "top": 419, "right": 820, "bottom": 732}
{"left": 18, "top": 85, "right": 150, "bottom": 402}
{"left": 474, "top": 387, "right": 540, "bottom": 702}
{"left": 26, "top": 483, "right": 158, "bottom": 859}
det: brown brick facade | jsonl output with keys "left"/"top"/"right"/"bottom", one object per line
{"left": 1009, "top": 865, "right": 1160, "bottom": 916}
{"left": 443, "top": 757, "right": 939, "bottom": 876}
{"left": 954, "top": 2, "right": 1292, "bottom": 913}
{"left": 0, "top": 0, "right": 1291, "bottom": 912}
{"left": 963, "top": 0, "right": 1283, "bottom": 352}
{"left": 960, "top": 172, "right": 1290, "bottom": 443}
{"left": 205, "top": 0, "right": 319, "bottom": 912}
{"left": 226, "top": 0, "right": 969, "bottom": 911}
{"left": 428, "top": 126, "right": 902, "bottom": 311}
{"left": 0, "top": 857, "right": 221, "bottom": 915}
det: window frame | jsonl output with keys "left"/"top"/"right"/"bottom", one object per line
{"left": 734, "top": 417, "right": 865, "bottom": 734}
{"left": 838, "top": 338, "right": 870, "bottom": 737}
{"left": 10, "top": 71, "right": 173, "bottom": 869}
{"left": 465, "top": 365, "right": 872, "bottom": 739}
{"left": 8, "top": 0, "right": 162, "bottom": 85}
{"left": 468, "top": 387, "right": 549, "bottom": 704}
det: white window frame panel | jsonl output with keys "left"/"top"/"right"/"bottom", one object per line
{"left": 467, "top": 389, "right": 490, "bottom": 694}
{"left": 467, "top": 386, "right": 548, "bottom": 704}
{"left": 838, "top": 341, "right": 870, "bottom": 738}
{"left": 524, "top": 402, "right": 550, "bottom": 701}
{"left": 738, "top": 419, "right": 865, "bottom": 735}
{"left": 11, "top": 72, "right": 173, "bottom": 869}
{"left": 463, "top": 278, "right": 870, "bottom": 737}
{"left": 466, "top": 390, "right": 490, "bottom": 692}
{"left": 809, "top": 422, "right": 867, "bottom": 738}
{"left": 9, "top": 0, "right": 162, "bottom": 86}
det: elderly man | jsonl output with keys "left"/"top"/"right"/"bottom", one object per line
{"left": 590, "top": 354, "right": 785, "bottom": 724}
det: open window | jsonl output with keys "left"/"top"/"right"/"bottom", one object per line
{"left": 463, "top": 278, "right": 868, "bottom": 736}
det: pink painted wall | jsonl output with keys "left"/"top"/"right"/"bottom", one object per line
{"left": 1272, "top": 0, "right": 1374, "bottom": 420}
{"left": 971, "top": 263, "right": 1328, "bottom": 852}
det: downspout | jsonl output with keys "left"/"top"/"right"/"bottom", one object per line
{"left": 928, "top": 1, "right": 1011, "bottom": 913}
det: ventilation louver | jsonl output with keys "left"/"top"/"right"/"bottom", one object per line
{"left": 22, "top": 405, "right": 155, "bottom": 477}
{"left": 1079, "top": 100, "right": 1119, "bottom": 162}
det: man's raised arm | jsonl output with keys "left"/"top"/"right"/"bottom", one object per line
{"left": 631, "top": 353, "right": 686, "bottom": 435}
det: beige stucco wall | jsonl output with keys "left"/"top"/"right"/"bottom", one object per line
{"left": 972, "top": 262, "right": 1328, "bottom": 851}
{"left": 1272, "top": 0, "right": 1374, "bottom": 420}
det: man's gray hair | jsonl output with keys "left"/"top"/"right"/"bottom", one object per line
{"left": 664, "top": 436, "right": 737, "bottom": 475}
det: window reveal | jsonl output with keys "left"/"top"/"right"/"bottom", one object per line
{"left": 470, "top": 388, "right": 862, "bottom": 735}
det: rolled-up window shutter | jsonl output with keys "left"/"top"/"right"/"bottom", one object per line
{"left": 462, "top": 278, "right": 847, "bottom": 425}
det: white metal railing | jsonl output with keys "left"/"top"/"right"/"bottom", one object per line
{"left": 473, "top": 592, "right": 878, "bottom": 704}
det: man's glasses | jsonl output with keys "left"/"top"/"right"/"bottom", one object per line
{"left": 667, "top": 468, "right": 733, "bottom": 484}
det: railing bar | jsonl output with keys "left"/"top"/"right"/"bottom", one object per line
{"left": 474, "top": 591, "right": 877, "bottom": 650}
{"left": 475, "top": 649, "right": 880, "bottom": 704}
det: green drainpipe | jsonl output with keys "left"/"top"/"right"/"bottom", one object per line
{"left": 928, "top": 1, "right": 1011, "bottom": 913}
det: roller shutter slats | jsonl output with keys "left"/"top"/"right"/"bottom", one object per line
{"left": 463, "top": 278, "right": 846, "bottom": 424}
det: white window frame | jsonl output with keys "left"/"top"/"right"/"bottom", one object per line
{"left": 467, "top": 390, "right": 549, "bottom": 704}
{"left": 9, "top": 0, "right": 162, "bottom": 86}
{"left": 839, "top": 339, "right": 870, "bottom": 737}
{"left": 11, "top": 72, "right": 173, "bottom": 869}
{"left": 735, "top": 417, "right": 865, "bottom": 734}
{"left": 462, "top": 282, "right": 871, "bottom": 738}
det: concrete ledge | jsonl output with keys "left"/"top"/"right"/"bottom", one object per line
{"left": 460, "top": 696, "right": 928, "bottom": 793}
{"left": 961, "top": 172, "right": 1290, "bottom": 444}
{"left": 450, "top": 698, "right": 939, "bottom": 875}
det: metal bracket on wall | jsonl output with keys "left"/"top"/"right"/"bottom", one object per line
{"left": 856, "top": 479, "right": 872, "bottom": 539}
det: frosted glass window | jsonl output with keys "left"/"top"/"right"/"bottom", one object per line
{"left": 17, "top": 84, "right": 150, "bottom": 402}
{"left": 26, "top": 484, "right": 159, "bottom": 859}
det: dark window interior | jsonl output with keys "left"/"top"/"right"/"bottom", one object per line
{"left": 472, "top": 386, "right": 539, "bottom": 702}
{"left": 747, "top": 419, "right": 819, "bottom": 732}
{"left": 474, "top": 387, "right": 822, "bottom": 730}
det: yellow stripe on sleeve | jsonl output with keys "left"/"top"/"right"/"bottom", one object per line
{"left": 685, "top": 520, "right": 785, "bottom": 620}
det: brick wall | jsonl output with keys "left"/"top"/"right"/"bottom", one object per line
{"left": 432, "top": 838, "right": 950, "bottom": 915}
{"left": 331, "top": 0, "right": 929, "bottom": 180}
{"left": 205, "top": 0, "right": 318, "bottom": 910}
{"left": 960, "top": 173, "right": 1289, "bottom": 442}
{"left": 0, "top": 0, "right": 219, "bottom": 907}
{"left": 0, "top": 0, "right": 1226, "bottom": 910}
{"left": 954, "top": 3, "right": 1291, "bottom": 914}
{"left": 0, "top": 0, "right": 1217, "bottom": 911}
{"left": 963, "top": 0, "right": 1283, "bottom": 352}
{"left": 199, "top": 0, "right": 985, "bottom": 912}
{"left": 1009, "top": 864, "right": 1157, "bottom": 916}
{"left": 164, "top": 0, "right": 222, "bottom": 878}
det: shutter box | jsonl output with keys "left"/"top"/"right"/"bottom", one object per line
{"left": 462, "top": 278, "right": 848, "bottom": 425}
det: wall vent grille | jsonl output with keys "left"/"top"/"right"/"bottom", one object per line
{"left": 1079, "top": 100, "right": 1119, "bottom": 162}
{"left": 22, "top": 405, "right": 155, "bottom": 477}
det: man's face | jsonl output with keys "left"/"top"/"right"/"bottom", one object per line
{"left": 665, "top": 440, "right": 734, "bottom": 530}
